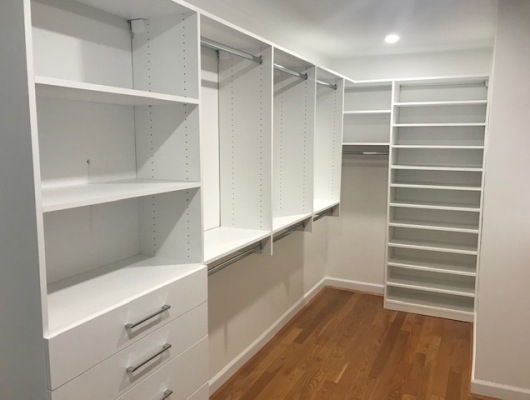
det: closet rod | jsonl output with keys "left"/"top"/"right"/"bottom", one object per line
{"left": 201, "top": 37, "right": 263, "bottom": 64}
{"left": 316, "top": 79, "right": 337, "bottom": 90}
{"left": 207, "top": 243, "right": 263, "bottom": 276}
{"left": 274, "top": 63, "right": 308, "bottom": 81}
{"left": 273, "top": 220, "right": 307, "bottom": 242}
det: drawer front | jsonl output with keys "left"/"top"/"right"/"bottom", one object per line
{"left": 47, "top": 266, "right": 206, "bottom": 390}
{"left": 116, "top": 338, "right": 208, "bottom": 400}
{"left": 49, "top": 302, "right": 207, "bottom": 400}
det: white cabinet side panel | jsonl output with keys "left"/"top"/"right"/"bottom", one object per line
{"left": 200, "top": 47, "right": 221, "bottom": 231}
{"left": 0, "top": 1, "right": 48, "bottom": 398}
{"left": 219, "top": 48, "right": 273, "bottom": 231}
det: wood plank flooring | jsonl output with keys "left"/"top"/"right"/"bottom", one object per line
{"left": 211, "top": 287, "right": 497, "bottom": 400}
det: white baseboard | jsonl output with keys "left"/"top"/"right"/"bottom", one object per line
{"left": 325, "top": 277, "right": 384, "bottom": 295}
{"left": 472, "top": 378, "right": 530, "bottom": 400}
{"left": 208, "top": 277, "right": 327, "bottom": 394}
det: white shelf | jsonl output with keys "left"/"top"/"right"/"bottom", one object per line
{"left": 389, "top": 200, "right": 480, "bottom": 212}
{"left": 42, "top": 179, "right": 201, "bottom": 212}
{"left": 47, "top": 256, "right": 204, "bottom": 336}
{"left": 390, "top": 183, "right": 482, "bottom": 192}
{"left": 386, "top": 293, "right": 474, "bottom": 316}
{"left": 392, "top": 145, "right": 484, "bottom": 149}
{"left": 391, "top": 165, "right": 483, "bottom": 172}
{"left": 35, "top": 76, "right": 199, "bottom": 106}
{"left": 394, "top": 100, "right": 487, "bottom": 107}
{"left": 388, "top": 239, "right": 478, "bottom": 255}
{"left": 273, "top": 213, "right": 312, "bottom": 233}
{"left": 203, "top": 227, "right": 271, "bottom": 265}
{"left": 343, "top": 110, "right": 391, "bottom": 115}
{"left": 387, "top": 275, "right": 475, "bottom": 298}
{"left": 343, "top": 142, "right": 390, "bottom": 146}
{"left": 394, "top": 123, "right": 486, "bottom": 127}
{"left": 389, "top": 219, "right": 479, "bottom": 234}
{"left": 388, "top": 259, "right": 476, "bottom": 277}
{"left": 314, "top": 199, "right": 340, "bottom": 214}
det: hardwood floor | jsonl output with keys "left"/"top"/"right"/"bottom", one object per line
{"left": 211, "top": 288, "right": 497, "bottom": 400}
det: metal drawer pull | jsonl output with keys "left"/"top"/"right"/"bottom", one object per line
{"left": 126, "top": 343, "right": 172, "bottom": 373}
{"left": 125, "top": 305, "right": 171, "bottom": 330}
{"left": 161, "top": 389, "right": 173, "bottom": 399}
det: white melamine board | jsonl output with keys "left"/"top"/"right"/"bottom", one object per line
{"left": 390, "top": 201, "right": 480, "bottom": 213}
{"left": 273, "top": 64, "right": 315, "bottom": 218}
{"left": 35, "top": 76, "right": 199, "bottom": 105}
{"left": 32, "top": 0, "right": 134, "bottom": 88}
{"left": 132, "top": 12, "right": 199, "bottom": 98}
{"left": 388, "top": 268, "right": 475, "bottom": 297}
{"left": 344, "top": 110, "right": 391, "bottom": 115}
{"left": 314, "top": 199, "right": 340, "bottom": 214}
{"left": 314, "top": 72, "right": 343, "bottom": 206}
{"left": 219, "top": 48, "right": 273, "bottom": 231}
{"left": 393, "top": 148, "right": 484, "bottom": 168}
{"left": 389, "top": 247, "right": 477, "bottom": 276}
{"left": 47, "top": 258, "right": 204, "bottom": 335}
{"left": 201, "top": 14, "right": 265, "bottom": 52}
{"left": 135, "top": 104, "right": 201, "bottom": 182}
{"left": 395, "top": 100, "right": 488, "bottom": 107}
{"left": 396, "top": 104, "right": 487, "bottom": 124}
{"left": 393, "top": 145, "right": 484, "bottom": 149}
{"left": 391, "top": 165, "right": 483, "bottom": 172}
{"left": 390, "top": 183, "right": 481, "bottom": 192}
{"left": 391, "top": 169, "right": 483, "bottom": 189}
{"left": 391, "top": 187, "right": 481, "bottom": 209}
{"left": 200, "top": 47, "right": 221, "bottom": 230}
{"left": 397, "top": 80, "right": 488, "bottom": 102}
{"left": 273, "top": 213, "right": 312, "bottom": 233}
{"left": 394, "top": 126, "right": 485, "bottom": 146}
{"left": 343, "top": 113, "right": 391, "bottom": 143}
{"left": 0, "top": 1, "right": 48, "bottom": 398}
{"left": 203, "top": 227, "right": 271, "bottom": 264}
{"left": 74, "top": 0, "right": 191, "bottom": 20}
{"left": 389, "top": 239, "right": 477, "bottom": 256}
{"left": 344, "top": 85, "right": 391, "bottom": 111}
{"left": 386, "top": 287, "right": 474, "bottom": 314}
{"left": 42, "top": 179, "right": 200, "bottom": 212}
{"left": 394, "top": 123, "right": 486, "bottom": 127}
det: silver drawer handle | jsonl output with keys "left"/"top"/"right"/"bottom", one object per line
{"left": 126, "top": 343, "right": 172, "bottom": 373}
{"left": 125, "top": 305, "right": 171, "bottom": 330}
{"left": 161, "top": 390, "right": 173, "bottom": 400}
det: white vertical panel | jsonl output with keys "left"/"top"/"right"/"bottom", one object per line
{"left": 200, "top": 47, "right": 221, "bottom": 231}
{"left": 132, "top": 12, "right": 199, "bottom": 98}
{"left": 219, "top": 47, "right": 273, "bottom": 231}
{"left": 0, "top": 0, "right": 48, "bottom": 398}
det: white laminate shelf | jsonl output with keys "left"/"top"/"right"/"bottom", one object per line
{"left": 273, "top": 213, "right": 312, "bottom": 233}
{"left": 394, "top": 123, "right": 486, "bottom": 128}
{"left": 387, "top": 275, "right": 475, "bottom": 298}
{"left": 203, "top": 226, "right": 271, "bottom": 265}
{"left": 389, "top": 219, "right": 479, "bottom": 234}
{"left": 392, "top": 145, "right": 484, "bottom": 150}
{"left": 394, "top": 100, "right": 487, "bottom": 107}
{"left": 343, "top": 142, "right": 390, "bottom": 146}
{"left": 35, "top": 76, "right": 199, "bottom": 106}
{"left": 391, "top": 165, "right": 483, "bottom": 172}
{"left": 343, "top": 110, "right": 391, "bottom": 115}
{"left": 388, "top": 259, "right": 476, "bottom": 277}
{"left": 388, "top": 239, "right": 478, "bottom": 255}
{"left": 389, "top": 200, "right": 481, "bottom": 212}
{"left": 390, "top": 183, "right": 482, "bottom": 192}
{"left": 314, "top": 199, "right": 340, "bottom": 214}
{"left": 42, "top": 179, "right": 201, "bottom": 212}
{"left": 47, "top": 256, "right": 204, "bottom": 336}
{"left": 386, "top": 293, "right": 474, "bottom": 316}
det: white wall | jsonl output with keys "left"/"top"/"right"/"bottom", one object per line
{"left": 331, "top": 48, "right": 493, "bottom": 81}
{"left": 473, "top": 1, "right": 530, "bottom": 398}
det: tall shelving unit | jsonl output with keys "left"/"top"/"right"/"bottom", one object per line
{"left": 314, "top": 68, "right": 345, "bottom": 214}
{"left": 385, "top": 76, "right": 489, "bottom": 322}
{"left": 200, "top": 16, "right": 273, "bottom": 267}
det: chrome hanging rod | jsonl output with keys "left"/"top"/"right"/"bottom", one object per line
{"left": 207, "top": 243, "right": 263, "bottom": 276}
{"left": 274, "top": 63, "right": 308, "bottom": 81}
{"left": 201, "top": 37, "right": 263, "bottom": 65}
{"left": 316, "top": 79, "right": 337, "bottom": 90}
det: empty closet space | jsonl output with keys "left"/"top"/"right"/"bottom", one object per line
{"left": 273, "top": 50, "right": 315, "bottom": 233}
{"left": 313, "top": 69, "right": 344, "bottom": 214}
{"left": 200, "top": 16, "right": 273, "bottom": 266}
{"left": 385, "top": 76, "right": 489, "bottom": 322}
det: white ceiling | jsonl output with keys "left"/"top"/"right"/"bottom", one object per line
{"left": 188, "top": 0, "right": 498, "bottom": 61}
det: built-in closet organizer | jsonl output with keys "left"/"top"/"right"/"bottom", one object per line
{"left": 30, "top": 0, "right": 208, "bottom": 398}
{"left": 200, "top": 16, "right": 274, "bottom": 272}
{"left": 385, "top": 77, "right": 489, "bottom": 322}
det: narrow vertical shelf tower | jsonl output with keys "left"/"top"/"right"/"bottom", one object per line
{"left": 385, "top": 76, "right": 489, "bottom": 321}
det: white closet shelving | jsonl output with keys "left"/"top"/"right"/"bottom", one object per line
{"left": 200, "top": 16, "right": 273, "bottom": 266}
{"left": 343, "top": 80, "right": 392, "bottom": 156}
{"left": 385, "top": 76, "right": 489, "bottom": 322}
{"left": 314, "top": 68, "right": 345, "bottom": 214}
{"left": 273, "top": 49, "right": 315, "bottom": 233}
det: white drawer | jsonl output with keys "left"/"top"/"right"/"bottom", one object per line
{"left": 46, "top": 266, "right": 206, "bottom": 390}
{"left": 49, "top": 302, "right": 207, "bottom": 400}
{"left": 116, "top": 338, "right": 208, "bottom": 400}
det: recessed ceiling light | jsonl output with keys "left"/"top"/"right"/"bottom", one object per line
{"left": 385, "top": 34, "right": 400, "bottom": 44}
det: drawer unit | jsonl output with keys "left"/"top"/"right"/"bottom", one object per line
{"left": 48, "top": 302, "right": 207, "bottom": 400}
{"left": 116, "top": 338, "right": 209, "bottom": 400}
{"left": 46, "top": 266, "right": 206, "bottom": 390}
